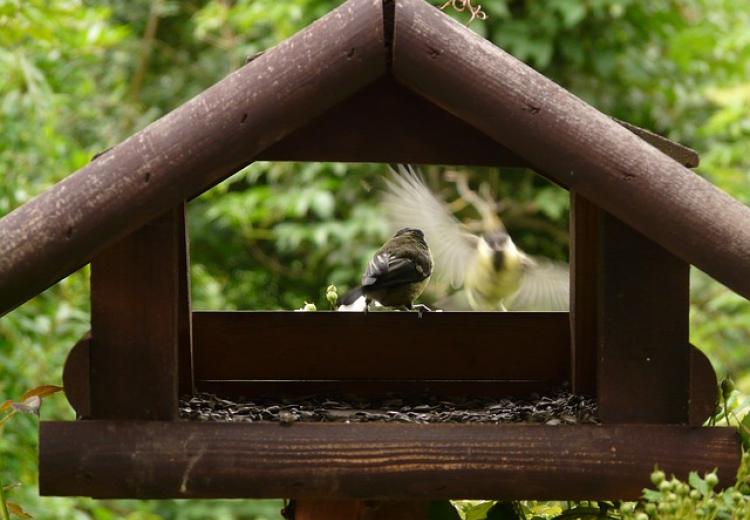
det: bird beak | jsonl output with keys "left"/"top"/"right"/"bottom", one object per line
{"left": 493, "top": 249, "right": 506, "bottom": 271}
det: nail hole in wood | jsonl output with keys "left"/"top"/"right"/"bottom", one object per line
{"left": 144, "top": 171, "right": 151, "bottom": 184}
{"left": 240, "top": 113, "right": 248, "bottom": 123}
{"left": 65, "top": 226, "right": 73, "bottom": 240}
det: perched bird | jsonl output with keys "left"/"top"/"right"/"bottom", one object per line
{"left": 382, "top": 165, "right": 568, "bottom": 311}
{"left": 340, "top": 227, "right": 433, "bottom": 312}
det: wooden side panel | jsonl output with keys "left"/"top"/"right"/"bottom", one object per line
{"left": 62, "top": 333, "right": 91, "bottom": 419}
{"left": 192, "top": 311, "right": 569, "bottom": 382}
{"left": 39, "top": 421, "right": 740, "bottom": 500}
{"left": 90, "top": 207, "right": 186, "bottom": 420}
{"left": 597, "top": 213, "right": 690, "bottom": 423}
{"left": 690, "top": 344, "right": 719, "bottom": 426}
{"left": 177, "top": 205, "right": 194, "bottom": 397}
{"left": 569, "top": 193, "right": 597, "bottom": 396}
{"left": 258, "top": 77, "right": 527, "bottom": 166}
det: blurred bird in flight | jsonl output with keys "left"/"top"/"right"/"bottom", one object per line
{"left": 382, "top": 165, "right": 568, "bottom": 312}
{"left": 339, "top": 227, "right": 433, "bottom": 313}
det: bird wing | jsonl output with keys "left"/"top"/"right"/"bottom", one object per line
{"left": 382, "top": 165, "right": 477, "bottom": 288}
{"left": 505, "top": 259, "right": 570, "bottom": 311}
{"left": 362, "top": 252, "right": 430, "bottom": 290}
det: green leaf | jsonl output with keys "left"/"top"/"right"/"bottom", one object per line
{"left": 740, "top": 414, "right": 750, "bottom": 451}
{"left": 689, "top": 471, "right": 709, "bottom": 497}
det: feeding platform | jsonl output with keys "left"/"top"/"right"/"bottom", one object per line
{"left": 0, "top": 0, "right": 747, "bottom": 507}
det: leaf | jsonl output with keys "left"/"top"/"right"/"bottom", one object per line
{"left": 689, "top": 470, "right": 709, "bottom": 496}
{"left": 0, "top": 400, "right": 12, "bottom": 411}
{"left": 428, "top": 501, "right": 462, "bottom": 520}
{"left": 6, "top": 501, "right": 33, "bottom": 519}
{"left": 739, "top": 414, "right": 750, "bottom": 451}
{"left": 20, "top": 385, "right": 63, "bottom": 401}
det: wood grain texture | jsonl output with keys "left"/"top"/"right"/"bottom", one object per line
{"left": 690, "top": 344, "right": 719, "bottom": 426}
{"left": 39, "top": 421, "right": 740, "bottom": 500}
{"left": 192, "top": 311, "right": 569, "bottom": 382}
{"left": 597, "top": 213, "right": 690, "bottom": 423}
{"left": 569, "top": 193, "right": 597, "bottom": 396}
{"left": 258, "top": 77, "right": 527, "bottom": 166}
{"left": 0, "top": 0, "right": 386, "bottom": 317}
{"left": 393, "top": 0, "right": 750, "bottom": 300}
{"left": 195, "top": 380, "right": 563, "bottom": 400}
{"left": 90, "top": 209, "right": 183, "bottom": 420}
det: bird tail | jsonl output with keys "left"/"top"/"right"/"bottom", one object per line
{"left": 340, "top": 286, "right": 363, "bottom": 305}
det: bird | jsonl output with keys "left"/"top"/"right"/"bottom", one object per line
{"left": 339, "top": 227, "right": 433, "bottom": 313}
{"left": 381, "top": 165, "right": 568, "bottom": 311}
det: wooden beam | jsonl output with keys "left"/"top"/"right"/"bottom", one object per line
{"left": 596, "top": 213, "right": 690, "bottom": 423}
{"left": 0, "top": 0, "right": 386, "bottom": 317}
{"left": 192, "top": 311, "right": 569, "bottom": 383}
{"left": 258, "top": 77, "right": 527, "bottom": 166}
{"left": 90, "top": 207, "right": 186, "bottom": 420}
{"left": 393, "top": 0, "right": 750, "bottom": 300}
{"left": 39, "top": 421, "right": 740, "bottom": 500}
{"left": 292, "top": 500, "right": 434, "bottom": 520}
{"left": 177, "top": 204, "right": 194, "bottom": 397}
{"left": 569, "top": 193, "right": 597, "bottom": 396}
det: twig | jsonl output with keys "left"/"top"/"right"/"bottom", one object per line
{"left": 128, "top": 1, "right": 161, "bottom": 104}
{"left": 445, "top": 170, "right": 504, "bottom": 230}
{"left": 439, "top": 0, "right": 487, "bottom": 24}
{"left": 0, "top": 480, "right": 10, "bottom": 520}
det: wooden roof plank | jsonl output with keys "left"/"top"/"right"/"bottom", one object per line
{"left": 393, "top": 0, "right": 750, "bottom": 300}
{"left": 0, "top": 0, "right": 386, "bottom": 317}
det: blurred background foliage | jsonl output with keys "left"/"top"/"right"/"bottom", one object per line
{"left": 0, "top": 0, "right": 748, "bottom": 517}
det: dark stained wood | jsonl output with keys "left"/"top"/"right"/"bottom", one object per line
{"left": 613, "top": 117, "right": 699, "bottom": 168}
{"left": 0, "top": 0, "right": 386, "bottom": 317}
{"left": 569, "top": 193, "right": 597, "bottom": 396}
{"left": 90, "top": 208, "right": 183, "bottom": 420}
{"left": 293, "top": 500, "right": 433, "bottom": 520}
{"left": 177, "top": 203, "right": 194, "bottom": 397}
{"left": 192, "top": 311, "right": 569, "bottom": 382}
{"left": 690, "top": 344, "right": 719, "bottom": 426}
{"left": 596, "top": 213, "right": 690, "bottom": 423}
{"left": 196, "top": 381, "right": 563, "bottom": 400}
{"left": 392, "top": 0, "right": 750, "bottom": 301}
{"left": 258, "top": 77, "right": 527, "bottom": 166}
{"left": 39, "top": 421, "right": 740, "bottom": 500}
{"left": 62, "top": 332, "right": 91, "bottom": 419}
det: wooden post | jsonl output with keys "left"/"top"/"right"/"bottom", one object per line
{"left": 569, "top": 192, "right": 598, "bottom": 395}
{"left": 90, "top": 205, "right": 189, "bottom": 420}
{"left": 597, "top": 212, "right": 690, "bottom": 423}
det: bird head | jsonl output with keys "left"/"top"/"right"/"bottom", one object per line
{"left": 394, "top": 227, "right": 427, "bottom": 246}
{"left": 480, "top": 230, "right": 520, "bottom": 271}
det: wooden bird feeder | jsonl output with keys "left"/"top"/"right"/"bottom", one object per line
{"left": 0, "top": 0, "right": 747, "bottom": 513}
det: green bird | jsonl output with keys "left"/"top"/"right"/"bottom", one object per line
{"left": 382, "top": 165, "right": 568, "bottom": 312}
{"left": 340, "top": 227, "right": 433, "bottom": 312}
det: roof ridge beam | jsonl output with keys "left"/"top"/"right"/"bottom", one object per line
{"left": 393, "top": 0, "right": 750, "bottom": 299}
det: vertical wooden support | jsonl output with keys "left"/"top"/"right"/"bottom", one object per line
{"left": 569, "top": 192, "right": 598, "bottom": 395}
{"left": 597, "top": 212, "right": 690, "bottom": 423}
{"left": 90, "top": 205, "right": 190, "bottom": 420}
{"left": 177, "top": 206, "right": 194, "bottom": 397}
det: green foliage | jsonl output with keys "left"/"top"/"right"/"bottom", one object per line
{"left": 0, "top": 0, "right": 748, "bottom": 518}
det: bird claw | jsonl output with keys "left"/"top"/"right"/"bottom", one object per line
{"left": 412, "top": 303, "right": 432, "bottom": 318}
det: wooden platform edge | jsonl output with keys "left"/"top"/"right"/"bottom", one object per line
{"left": 40, "top": 421, "right": 739, "bottom": 500}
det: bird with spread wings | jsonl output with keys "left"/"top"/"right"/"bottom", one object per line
{"left": 381, "top": 165, "right": 569, "bottom": 312}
